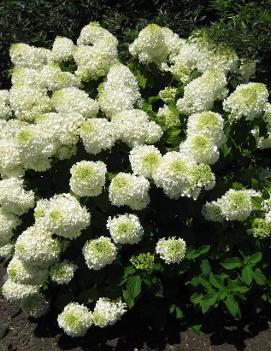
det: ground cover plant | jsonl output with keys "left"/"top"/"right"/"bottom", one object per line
{"left": 0, "top": 20, "right": 271, "bottom": 340}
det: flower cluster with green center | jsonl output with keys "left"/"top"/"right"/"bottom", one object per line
{"left": 1, "top": 21, "right": 270, "bottom": 337}
{"left": 203, "top": 189, "right": 259, "bottom": 222}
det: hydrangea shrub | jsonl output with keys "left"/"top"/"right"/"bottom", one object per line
{"left": 1, "top": 22, "right": 271, "bottom": 336}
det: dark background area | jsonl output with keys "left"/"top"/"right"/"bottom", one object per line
{"left": 1, "top": 1, "right": 271, "bottom": 350}
{"left": 0, "top": 0, "right": 271, "bottom": 90}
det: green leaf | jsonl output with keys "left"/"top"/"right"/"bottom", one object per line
{"left": 251, "top": 178, "right": 259, "bottom": 189}
{"left": 201, "top": 291, "right": 218, "bottom": 313}
{"left": 221, "top": 143, "right": 232, "bottom": 157}
{"left": 124, "top": 265, "right": 136, "bottom": 277}
{"left": 190, "top": 324, "right": 203, "bottom": 335}
{"left": 198, "top": 276, "right": 212, "bottom": 290}
{"left": 186, "top": 245, "right": 210, "bottom": 260}
{"left": 199, "top": 245, "right": 211, "bottom": 254}
{"left": 123, "top": 274, "right": 142, "bottom": 308}
{"left": 128, "top": 63, "right": 147, "bottom": 88}
{"left": 128, "top": 274, "right": 142, "bottom": 296}
{"left": 165, "top": 127, "right": 181, "bottom": 146}
{"left": 209, "top": 273, "right": 224, "bottom": 290}
{"left": 169, "top": 304, "right": 184, "bottom": 319}
{"left": 120, "top": 266, "right": 136, "bottom": 284}
{"left": 251, "top": 197, "right": 263, "bottom": 211}
{"left": 228, "top": 284, "right": 249, "bottom": 294}
{"left": 217, "top": 290, "right": 227, "bottom": 300}
{"left": 167, "top": 102, "right": 179, "bottom": 115}
{"left": 142, "top": 100, "right": 152, "bottom": 112}
{"left": 232, "top": 182, "right": 245, "bottom": 190}
{"left": 221, "top": 257, "right": 242, "bottom": 270}
{"left": 253, "top": 268, "right": 267, "bottom": 285}
{"left": 190, "top": 277, "right": 199, "bottom": 287}
{"left": 241, "top": 265, "right": 253, "bottom": 286}
{"left": 200, "top": 259, "right": 211, "bottom": 275}
{"left": 122, "top": 289, "right": 132, "bottom": 309}
{"left": 191, "top": 293, "right": 203, "bottom": 305}
{"left": 224, "top": 295, "right": 240, "bottom": 318}
{"left": 246, "top": 252, "right": 262, "bottom": 266}
{"left": 148, "top": 95, "right": 160, "bottom": 103}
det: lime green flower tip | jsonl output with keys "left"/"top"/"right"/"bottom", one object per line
{"left": 130, "top": 252, "right": 155, "bottom": 272}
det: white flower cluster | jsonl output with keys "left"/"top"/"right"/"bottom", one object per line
{"left": 36, "top": 112, "right": 84, "bottom": 160}
{"left": 252, "top": 103, "right": 271, "bottom": 149}
{"left": 0, "top": 90, "right": 12, "bottom": 120}
{"left": 131, "top": 26, "right": 254, "bottom": 87}
{"left": 109, "top": 173, "right": 150, "bottom": 210}
{"left": 11, "top": 64, "right": 81, "bottom": 92}
{"left": 0, "top": 131, "right": 22, "bottom": 178}
{"left": 180, "top": 111, "right": 225, "bottom": 165}
{"left": 180, "top": 134, "right": 219, "bottom": 165}
{"left": 153, "top": 152, "right": 215, "bottom": 200}
{"left": 157, "top": 104, "right": 180, "bottom": 129}
{"left": 50, "top": 260, "right": 77, "bottom": 285}
{"left": 52, "top": 36, "right": 75, "bottom": 62}
{"left": 7, "top": 255, "right": 48, "bottom": 285}
{"left": 74, "top": 22, "right": 118, "bottom": 80}
{"left": 58, "top": 298, "right": 126, "bottom": 336}
{"left": 129, "top": 145, "right": 162, "bottom": 179}
{"left": 70, "top": 160, "right": 107, "bottom": 197}
{"left": 107, "top": 213, "right": 144, "bottom": 244}
{"left": 176, "top": 69, "right": 228, "bottom": 115}
{"left": 162, "top": 35, "right": 238, "bottom": 83}
{"left": 156, "top": 237, "right": 186, "bottom": 264}
{"left": 0, "top": 178, "right": 35, "bottom": 215}
{"left": 263, "top": 197, "right": 271, "bottom": 224}
{"left": 10, "top": 43, "right": 52, "bottom": 69}
{"left": 2, "top": 203, "right": 57, "bottom": 311}
{"left": 10, "top": 85, "right": 52, "bottom": 122}
{"left": 15, "top": 225, "right": 61, "bottom": 266}
{"left": 0, "top": 22, "right": 121, "bottom": 176}
{"left": 51, "top": 87, "right": 98, "bottom": 118}
{"left": 2, "top": 22, "right": 271, "bottom": 336}
{"left": 0, "top": 243, "right": 14, "bottom": 258}
{"left": 0, "top": 208, "right": 21, "bottom": 248}
{"left": 129, "top": 24, "right": 182, "bottom": 66}
{"left": 58, "top": 303, "right": 93, "bottom": 337}
{"left": 15, "top": 123, "right": 56, "bottom": 172}
{"left": 159, "top": 87, "right": 178, "bottom": 104}
{"left": 202, "top": 189, "right": 258, "bottom": 222}
{"left": 223, "top": 82, "right": 269, "bottom": 121}
{"left": 2, "top": 279, "right": 40, "bottom": 302}
{"left": 0, "top": 113, "right": 85, "bottom": 175}
{"left": 249, "top": 218, "right": 271, "bottom": 239}
{"left": 83, "top": 236, "right": 117, "bottom": 270}
{"left": 98, "top": 63, "right": 141, "bottom": 118}
{"left": 79, "top": 118, "right": 116, "bottom": 155}
{"left": 21, "top": 294, "right": 49, "bottom": 318}
{"left": 92, "top": 298, "right": 127, "bottom": 328}
{"left": 34, "top": 193, "right": 91, "bottom": 239}
{"left": 112, "top": 109, "right": 162, "bottom": 147}
{"left": 2, "top": 205, "right": 59, "bottom": 315}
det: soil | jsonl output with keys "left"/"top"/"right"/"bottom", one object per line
{"left": 1, "top": 263, "right": 271, "bottom": 351}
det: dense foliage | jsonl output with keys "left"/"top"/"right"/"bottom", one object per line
{"left": 0, "top": 8, "right": 271, "bottom": 339}
{"left": 0, "top": 0, "right": 271, "bottom": 89}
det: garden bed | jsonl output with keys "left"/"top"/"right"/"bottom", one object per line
{"left": 1, "top": 264, "right": 271, "bottom": 351}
